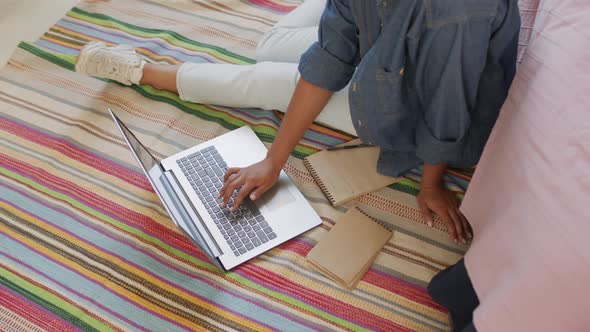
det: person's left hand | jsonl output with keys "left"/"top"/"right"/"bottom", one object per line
{"left": 418, "top": 185, "right": 473, "bottom": 244}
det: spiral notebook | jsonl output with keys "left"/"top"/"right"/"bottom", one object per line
{"left": 306, "top": 207, "right": 393, "bottom": 290}
{"left": 303, "top": 139, "right": 400, "bottom": 206}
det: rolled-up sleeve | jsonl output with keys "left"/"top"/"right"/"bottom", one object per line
{"left": 298, "top": 0, "right": 359, "bottom": 91}
{"left": 414, "top": 18, "right": 491, "bottom": 165}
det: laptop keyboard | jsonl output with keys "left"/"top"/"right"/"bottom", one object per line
{"left": 176, "top": 146, "right": 277, "bottom": 257}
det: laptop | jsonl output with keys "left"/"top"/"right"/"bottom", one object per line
{"left": 108, "top": 108, "right": 322, "bottom": 271}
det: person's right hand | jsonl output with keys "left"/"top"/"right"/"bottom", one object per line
{"left": 217, "top": 156, "right": 282, "bottom": 211}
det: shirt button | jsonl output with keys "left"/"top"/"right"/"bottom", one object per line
{"left": 357, "top": 119, "right": 363, "bottom": 126}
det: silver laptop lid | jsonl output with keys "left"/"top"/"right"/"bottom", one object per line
{"left": 107, "top": 108, "right": 224, "bottom": 270}
{"left": 109, "top": 110, "right": 159, "bottom": 173}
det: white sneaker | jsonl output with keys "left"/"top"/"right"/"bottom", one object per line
{"left": 75, "top": 42, "right": 146, "bottom": 86}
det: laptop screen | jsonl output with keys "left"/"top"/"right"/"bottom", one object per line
{"left": 112, "top": 112, "right": 159, "bottom": 171}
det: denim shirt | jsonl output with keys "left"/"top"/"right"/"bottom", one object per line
{"left": 299, "top": 0, "right": 520, "bottom": 177}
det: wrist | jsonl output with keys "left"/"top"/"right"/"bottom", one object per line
{"left": 421, "top": 162, "right": 447, "bottom": 188}
{"left": 265, "top": 152, "right": 285, "bottom": 174}
{"left": 420, "top": 185, "right": 445, "bottom": 193}
{"left": 421, "top": 180, "right": 444, "bottom": 189}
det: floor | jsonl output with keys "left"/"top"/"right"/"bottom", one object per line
{"left": 0, "top": 0, "right": 78, "bottom": 67}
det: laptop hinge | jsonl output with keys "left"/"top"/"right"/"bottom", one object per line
{"left": 161, "top": 170, "right": 223, "bottom": 258}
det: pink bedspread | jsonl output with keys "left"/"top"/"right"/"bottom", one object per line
{"left": 462, "top": 0, "right": 590, "bottom": 330}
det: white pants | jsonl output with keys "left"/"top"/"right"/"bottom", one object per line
{"left": 175, "top": 0, "right": 355, "bottom": 135}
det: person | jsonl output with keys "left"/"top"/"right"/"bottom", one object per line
{"left": 76, "top": 0, "right": 355, "bottom": 134}
{"left": 76, "top": 0, "right": 521, "bottom": 246}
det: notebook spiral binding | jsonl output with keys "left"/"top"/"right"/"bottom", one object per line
{"left": 354, "top": 207, "right": 393, "bottom": 233}
{"left": 303, "top": 158, "right": 336, "bottom": 206}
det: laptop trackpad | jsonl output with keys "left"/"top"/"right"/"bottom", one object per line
{"left": 259, "top": 178, "right": 296, "bottom": 212}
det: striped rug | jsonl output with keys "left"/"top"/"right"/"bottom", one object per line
{"left": 0, "top": 1, "right": 469, "bottom": 331}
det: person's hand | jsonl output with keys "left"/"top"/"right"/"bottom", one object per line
{"left": 217, "top": 156, "right": 282, "bottom": 211}
{"left": 418, "top": 185, "right": 473, "bottom": 244}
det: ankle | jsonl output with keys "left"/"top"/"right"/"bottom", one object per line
{"left": 138, "top": 62, "right": 156, "bottom": 85}
{"left": 139, "top": 63, "right": 180, "bottom": 93}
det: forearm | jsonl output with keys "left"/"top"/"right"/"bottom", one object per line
{"left": 421, "top": 162, "right": 448, "bottom": 188}
{"left": 267, "top": 77, "right": 333, "bottom": 167}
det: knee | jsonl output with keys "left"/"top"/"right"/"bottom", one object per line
{"left": 427, "top": 270, "right": 448, "bottom": 305}
{"left": 255, "top": 28, "right": 285, "bottom": 62}
{"left": 427, "top": 275, "right": 440, "bottom": 298}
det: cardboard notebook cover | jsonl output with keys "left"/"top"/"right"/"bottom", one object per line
{"left": 303, "top": 139, "right": 400, "bottom": 206}
{"left": 306, "top": 207, "right": 393, "bottom": 290}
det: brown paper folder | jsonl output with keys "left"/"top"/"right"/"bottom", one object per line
{"left": 303, "top": 139, "right": 400, "bottom": 206}
{"left": 306, "top": 207, "right": 393, "bottom": 290}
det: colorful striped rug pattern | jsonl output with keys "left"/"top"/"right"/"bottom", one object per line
{"left": 0, "top": 1, "right": 468, "bottom": 331}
